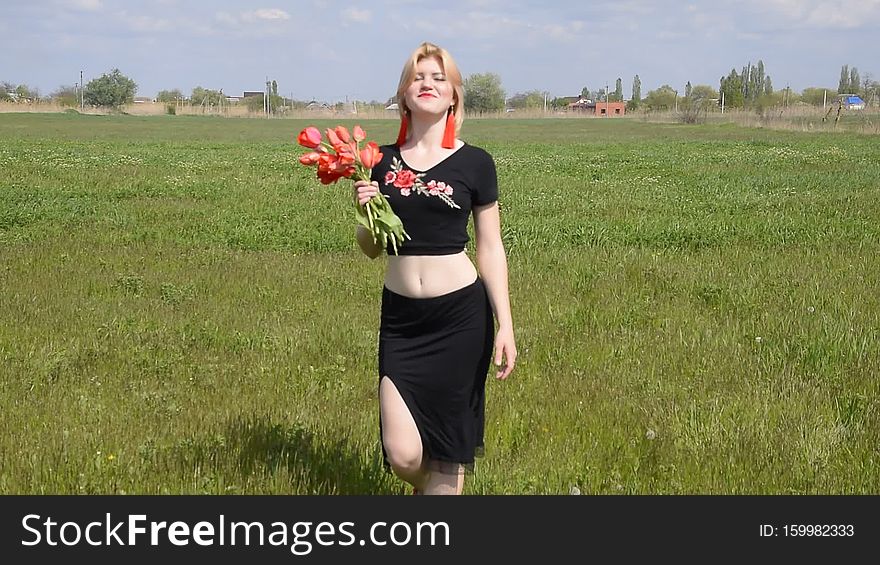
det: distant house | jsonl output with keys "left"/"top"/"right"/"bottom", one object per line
{"left": 243, "top": 91, "right": 264, "bottom": 99}
{"left": 567, "top": 96, "right": 592, "bottom": 110}
{"left": 843, "top": 95, "right": 865, "bottom": 110}
{"left": 385, "top": 102, "right": 399, "bottom": 111}
{"left": 557, "top": 95, "right": 583, "bottom": 107}
{"left": 133, "top": 96, "right": 153, "bottom": 104}
{"left": 568, "top": 96, "right": 626, "bottom": 116}
{"left": 306, "top": 100, "right": 330, "bottom": 111}
{"left": 225, "top": 95, "right": 243, "bottom": 103}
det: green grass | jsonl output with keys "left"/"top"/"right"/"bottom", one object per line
{"left": 1, "top": 113, "right": 878, "bottom": 494}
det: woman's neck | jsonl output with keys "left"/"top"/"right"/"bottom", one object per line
{"left": 405, "top": 112, "right": 449, "bottom": 151}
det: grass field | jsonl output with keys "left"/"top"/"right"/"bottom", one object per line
{"left": 1, "top": 113, "right": 878, "bottom": 494}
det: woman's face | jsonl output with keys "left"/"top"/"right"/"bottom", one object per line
{"left": 404, "top": 56, "right": 455, "bottom": 117}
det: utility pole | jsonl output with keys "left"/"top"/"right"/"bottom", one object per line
{"left": 605, "top": 83, "right": 609, "bottom": 117}
{"left": 265, "top": 77, "right": 270, "bottom": 118}
{"left": 823, "top": 89, "right": 827, "bottom": 109}
{"left": 721, "top": 90, "right": 725, "bottom": 114}
{"left": 80, "top": 70, "right": 84, "bottom": 110}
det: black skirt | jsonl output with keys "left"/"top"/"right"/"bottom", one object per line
{"left": 378, "top": 277, "right": 495, "bottom": 474}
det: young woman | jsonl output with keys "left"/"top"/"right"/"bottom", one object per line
{"left": 353, "top": 42, "right": 516, "bottom": 495}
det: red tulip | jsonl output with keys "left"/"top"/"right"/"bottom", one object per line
{"left": 297, "top": 127, "right": 322, "bottom": 149}
{"left": 317, "top": 152, "right": 338, "bottom": 171}
{"left": 337, "top": 148, "right": 356, "bottom": 166}
{"left": 317, "top": 168, "right": 343, "bottom": 184}
{"left": 359, "top": 141, "right": 383, "bottom": 169}
{"left": 334, "top": 126, "right": 351, "bottom": 144}
{"left": 353, "top": 125, "right": 366, "bottom": 142}
{"left": 325, "top": 128, "right": 343, "bottom": 150}
{"left": 299, "top": 151, "right": 321, "bottom": 166}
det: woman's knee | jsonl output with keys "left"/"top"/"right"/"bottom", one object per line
{"left": 384, "top": 441, "right": 423, "bottom": 476}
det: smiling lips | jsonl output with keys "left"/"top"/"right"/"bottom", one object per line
{"left": 418, "top": 92, "right": 436, "bottom": 98}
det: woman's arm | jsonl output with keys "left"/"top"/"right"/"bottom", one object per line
{"left": 474, "top": 201, "right": 517, "bottom": 380}
{"left": 353, "top": 180, "right": 384, "bottom": 259}
{"left": 356, "top": 224, "right": 383, "bottom": 259}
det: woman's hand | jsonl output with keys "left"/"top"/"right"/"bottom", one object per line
{"left": 353, "top": 179, "right": 380, "bottom": 207}
{"left": 493, "top": 327, "right": 517, "bottom": 380}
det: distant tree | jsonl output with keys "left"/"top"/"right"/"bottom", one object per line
{"left": 849, "top": 67, "right": 860, "bottom": 95}
{"left": 754, "top": 90, "right": 786, "bottom": 113}
{"left": 156, "top": 89, "right": 184, "bottom": 103}
{"left": 838, "top": 65, "right": 850, "bottom": 94}
{"left": 190, "top": 86, "right": 224, "bottom": 107}
{"left": 550, "top": 96, "right": 572, "bottom": 109}
{"left": 800, "top": 87, "right": 833, "bottom": 106}
{"left": 691, "top": 84, "right": 718, "bottom": 100}
{"left": 507, "top": 90, "right": 545, "bottom": 110}
{"left": 764, "top": 75, "right": 773, "bottom": 96}
{"left": 867, "top": 80, "right": 880, "bottom": 106}
{"left": 581, "top": 86, "right": 590, "bottom": 99}
{"left": 756, "top": 60, "right": 765, "bottom": 98}
{"left": 644, "top": 85, "right": 677, "bottom": 111}
{"left": 245, "top": 94, "right": 265, "bottom": 113}
{"left": 719, "top": 69, "right": 744, "bottom": 108}
{"left": 780, "top": 86, "right": 800, "bottom": 106}
{"left": 676, "top": 82, "right": 718, "bottom": 124}
{"left": 610, "top": 78, "right": 623, "bottom": 102}
{"left": 627, "top": 75, "right": 641, "bottom": 110}
{"left": 0, "top": 82, "right": 14, "bottom": 101}
{"left": 51, "top": 85, "right": 80, "bottom": 106}
{"left": 84, "top": 69, "right": 136, "bottom": 108}
{"left": 685, "top": 81, "right": 692, "bottom": 99}
{"left": 678, "top": 84, "right": 716, "bottom": 122}
{"left": 463, "top": 73, "right": 505, "bottom": 113}
{"left": 861, "top": 74, "right": 874, "bottom": 99}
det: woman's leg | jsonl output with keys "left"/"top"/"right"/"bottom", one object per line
{"left": 422, "top": 468, "right": 464, "bottom": 495}
{"left": 379, "top": 376, "right": 430, "bottom": 491}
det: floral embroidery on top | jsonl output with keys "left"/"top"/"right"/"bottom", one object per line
{"left": 384, "top": 157, "right": 461, "bottom": 209}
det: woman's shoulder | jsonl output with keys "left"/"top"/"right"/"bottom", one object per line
{"left": 459, "top": 142, "right": 494, "bottom": 163}
{"left": 374, "top": 144, "right": 399, "bottom": 169}
{"left": 457, "top": 142, "right": 496, "bottom": 172}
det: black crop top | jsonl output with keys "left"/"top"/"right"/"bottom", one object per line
{"left": 369, "top": 142, "right": 498, "bottom": 255}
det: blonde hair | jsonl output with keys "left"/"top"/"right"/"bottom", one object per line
{"left": 396, "top": 42, "right": 464, "bottom": 139}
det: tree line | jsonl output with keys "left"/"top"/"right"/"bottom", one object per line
{"left": 465, "top": 61, "right": 877, "bottom": 113}
{"left": 4, "top": 63, "right": 879, "bottom": 113}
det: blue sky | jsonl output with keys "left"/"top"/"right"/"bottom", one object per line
{"left": 2, "top": 0, "right": 878, "bottom": 101}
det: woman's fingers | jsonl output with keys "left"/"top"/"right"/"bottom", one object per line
{"left": 495, "top": 342, "right": 516, "bottom": 380}
{"left": 353, "top": 180, "right": 379, "bottom": 206}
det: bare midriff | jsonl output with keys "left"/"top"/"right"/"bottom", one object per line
{"left": 384, "top": 250, "right": 478, "bottom": 298}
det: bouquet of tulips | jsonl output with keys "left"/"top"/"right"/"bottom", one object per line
{"left": 296, "top": 125, "right": 410, "bottom": 255}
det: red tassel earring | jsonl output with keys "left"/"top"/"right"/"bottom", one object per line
{"left": 441, "top": 106, "right": 456, "bottom": 149}
{"left": 396, "top": 114, "right": 408, "bottom": 146}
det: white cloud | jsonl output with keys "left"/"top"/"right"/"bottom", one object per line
{"left": 341, "top": 8, "right": 372, "bottom": 23}
{"left": 66, "top": 0, "right": 102, "bottom": 11}
{"left": 756, "top": 0, "right": 880, "bottom": 29}
{"left": 214, "top": 8, "right": 292, "bottom": 27}
{"left": 241, "top": 8, "right": 291, "bottom": 22}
